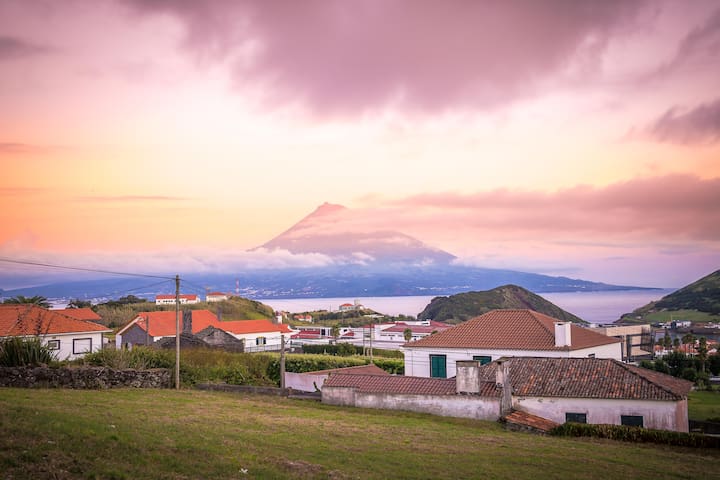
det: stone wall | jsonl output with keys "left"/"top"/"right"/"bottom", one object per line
{"left": 0, "top": 366, "right": 171, "bottom": 389}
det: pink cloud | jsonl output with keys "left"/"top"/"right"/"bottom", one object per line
{"left": 123, "top": 0, "right": 643, "bottom": 114}
{"left": 645, "top": 98, "right": 720, "bottom": 144}
{"left": 0, "top": 35, "right": 51, "bottom": 60}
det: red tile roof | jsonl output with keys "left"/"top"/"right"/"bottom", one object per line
{"left": 503, "top": 410, "right": 558, "bottom": 433}
{"left": 156, "top": 294, "right": 197, "bottom": 300}
{"left": 404, "top": 309, "right": 619, "bottom": 351}
{"left": 0, "top": 305, "right": 111, "bottom": 336}
{"left": 207, "top": 292, "right": 226, "bottom": 296}
{"left": 477, "top": 357, "right": 693, "bottom": 401}
{"left": 54, "top": 308, "right": 102, "bottom": 322}
{"left": 324, "top": 373, "right": 460, "bottom": 395}
{"left": 122, "top": 310, "right": 219, "bottom": 337}
{"left": 382, "top": 323, "right": 451, "bottom": 334}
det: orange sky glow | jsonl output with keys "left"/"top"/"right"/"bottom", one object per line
{"left": 1, "top": 1, "right": 719, "bottom": 287}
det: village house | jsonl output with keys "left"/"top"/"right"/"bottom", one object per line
{"left": 155, "top": 294, "right": 199, "bottom": 306}
{"left": 0, "top": 304, "right": 111, "bottom": 360}
{"left": 205, "top": 292, "right": 229, "bottom": 303}
{"left": 378, "top": 321, "right": 451, "bottom": 342}
{"left": 293, "top": 314, "right": 313, "bottom": 322}
{"left": 322, "top": 357, "right": 693, "bottom": 432}
{"left": 285, "top": 363, "right": 388, "bottom": 392}
{"left": 403, "top": 309, "right": 622, "bottom": 378}
{"left": 54, "top": 307, "right": 103, "bottom": 324}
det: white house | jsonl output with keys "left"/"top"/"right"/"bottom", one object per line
{"left": 218, "top": 319, "right": 294, "bottom": 352}
{"left": 322, "top": 357, "right": 693, "bottom": 432}
{"left": 403, "top": 309, "right": 622, "bottom": 378}
{"left": 205, "top": 292, "right": 229, "bottom": 303}
{"left": 155, "top": 294, "right": 199, "bottom": 305}
{"left": 378, "top": 321, "right": 451, "bottom": 342}
{"left": 0, "top": 304, "right": 111, "bottom": 361}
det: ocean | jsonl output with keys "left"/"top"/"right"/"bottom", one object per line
{"left": 259, "top": 289, "right": 676, "bottom": 324}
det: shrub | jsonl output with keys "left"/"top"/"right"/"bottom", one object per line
{"left": 0, "top": 337, "right": 57, "bottom": 367}
{"left": 301, "top": 344, "right": 403, "bottom": 358}
{"left": 83, "top": 347, "right": 173, "bottom": 369}
{"left": 550, "top": 422, "right": 720, "bottom": 448}
{"left": 372, "top": 358, "right": 404, "bottom": 374}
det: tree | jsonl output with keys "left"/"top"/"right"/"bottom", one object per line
{"left": 403, "top": 328, "right": 413, "bottom": 342}
{"left": 697, "top": 337, "right": 709, "bottom": 373}
{"left": 3, "top": 295, "right": 50, "bottom": 309}
{"left": 673, "top": 338, "right": 680, "bottom": 350}
{"left": 681, "top": 333, "right": 696, "bottom": 349}
{"left": 67, "top": 299, "right": 92, "bottom": 309}
{"left": 331, "top": 324, "right": 340, "bottom": 344}
{"left": 662, "top": 330, "right": 672, "bottom": 349}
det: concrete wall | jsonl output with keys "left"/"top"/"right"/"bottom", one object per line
{"left": 404, "top": 345, "right": 621, "bottom": 377}
{"left": 284, "top": 372, "right": 328, "bottom": 392}
{"left": 513, "top": 396, "right": 688, "bottom": 432}
{"left": 118, "top": 324, "right": 152, "bottom": 349}
{"left": 322, "top": 386, "right": 501, "bottom": 420}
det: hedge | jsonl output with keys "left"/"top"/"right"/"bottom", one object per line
{"left": 301, "top": 343, "right": 403, "bottom": 358}
{"left": 550, "top": 422, "right": 720, "bottom": 448}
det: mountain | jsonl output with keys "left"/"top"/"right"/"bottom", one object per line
{"left": 618, "top": 269, "right": 720, "bottom": 324}
{"left": 258, "top": 202, "right": 456, "bottom": 265}
{"left": 417, "top": 285, "right": 587, "bottom": 324}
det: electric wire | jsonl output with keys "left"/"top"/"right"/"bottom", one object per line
{"left": 0, "top": 257, "right": 176, "bottom": 280}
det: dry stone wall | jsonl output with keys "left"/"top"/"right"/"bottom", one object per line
{"left": 0, "top": 366, "right": 171, "bottom": 389}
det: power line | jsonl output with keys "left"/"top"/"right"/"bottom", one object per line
{"left": 0, "top": 257, "right": 175, "bottom": 280}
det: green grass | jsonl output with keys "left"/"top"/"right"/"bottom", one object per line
{"left": 688, "top": 390, "right": 720, "bottom": 421}
{"left": 621, "top": 309, "right": 720, "bottom": 325}
{"left": 1, "top": 388, "right": 719, "bottom": 479}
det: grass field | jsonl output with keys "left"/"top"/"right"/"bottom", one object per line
{"left": 688, "top": 390, "right": 720, "bottom": 421}
{"left": 622, "top": 309, "right": 720, "bottom": 325}
{"left": 1, "top": 388, "right": 719, "bottom": 479}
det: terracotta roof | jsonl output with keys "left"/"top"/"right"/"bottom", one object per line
{"left": 382, "top": 323, "right": 451, "bottom": 334}
{"left": 304, "top": 364, "right": 390, "bottom": 376}
{"left": 0, "top": 305, "right": 111, "bottom": 336}
{"left": 324, "top": 373, "right": 460, "bottom": 395}
{"left": 121, "top": 310, "right": 219, "bottom": 337}
{"left": 220, "top": 319, "right": 293, "bottom": 335}
{"left": 477, "top": 357, "right": 693, "bottom": 401}
{"left": 54, "top": 307, "right": 101, "bottom": 322}
{"left": 207, "top": 292, "right": 226, "bottom": 296}
{"left": 503, "top": 410, "right": 558, "bottom": 433}
{"left": 404, "top": 309, "right": 619, "bottom": 351}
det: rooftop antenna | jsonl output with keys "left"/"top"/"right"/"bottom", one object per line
{"left": 235, "top": 279, "right": 240, "bottom": 295}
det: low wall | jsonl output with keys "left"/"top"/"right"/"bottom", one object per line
{"left": 0, "top": 366, "right": 171, "bottom": 389}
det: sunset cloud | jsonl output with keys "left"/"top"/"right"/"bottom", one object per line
{"left": 0, "top": 35, "right": 51, "bottom": 60}
{"left": 646, "top": 98, "right": 720, "bottom": 144}
{"left": 124, "top": 0, "right": 642, "bottom": 114}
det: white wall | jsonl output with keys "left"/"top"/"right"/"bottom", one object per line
{"left": 285, "top": 372, "right": 328, "bottom": 392}
{"left": 322, "top": 386, "right": 501, "bottom": 421}
{"left": 514, "top": 396, "right": 688, "bottom": 432}
{"left": 41, "top": 332, "right": 105, "bottom": 361}
{"left": 404, "top": 345, "right": 621, "bottom": 378}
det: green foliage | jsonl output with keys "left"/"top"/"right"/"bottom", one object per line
{"left": 417, "top": 285, "right": 587, "bottom": 323}
{"left": 0, "top": 337, "right": 57, "bottom": 367}
{"left": 302, "top": 343, "right": 403, "bottom": 358}
{"left": 550, "top": 421, "right": 720, "bottom": 448}
{"left": 66, "top": 299, "right": 93, "bottom": 309}
{"left": 82, "top": 346, "right": 173, "bottom": 370}
{"left": 2, "top": 295, "right": 51, "bottom": 308}
{"left": 372, "top": 357, "right": 404, "bottom": 375}
{"left": 640, "top": 351, "right": 718, "bottom": 386}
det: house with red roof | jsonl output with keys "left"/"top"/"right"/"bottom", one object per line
{"left": 54, "top": 307, "right": 102, "bottom": 323}
{"left": 0, "top": 305, "right": 112, "bottom": 360}
{"left": 205, "top": 292, "right": 229, "bottom": 303}
{"left": 115, "top": 310, "right": 294, "bottom": 352}
{"left": 403, "top": 309, "right": 622, "bottom": 378}
{"left": 378, "top": 321, "right": 451, "bottom": 342}
{"left": 285, "top": 363, "right": 389, "bottom": 393}
{"left": 322, "top": 357, "right": 692, "bottom": 432}
{"left": 155, "top": 294, "right": 199, "bottom": 305}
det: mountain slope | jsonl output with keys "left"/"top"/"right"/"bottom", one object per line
{"left": 619, "top": 269, "right": 720, "bottom": 324}
{"left": 258, "top": 202, "right": 456, "bottom": 264}
{"left": 417, "top": 284, "right": 587, "bottom": 324}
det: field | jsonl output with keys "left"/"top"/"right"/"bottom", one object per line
{"left": 689, "top": 390, "right": 720, "bottom": 421}
{"left": 1, "top": 388, "right": 719, "bottom": 480}
{"left": 621, "top": 309, "right": 720, "bottom": 325}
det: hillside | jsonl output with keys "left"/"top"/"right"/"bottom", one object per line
{"left": 619, "top": 269, "right": 720, "bottom": 324}
{"left": 417, "top": 284, "right": 587, "bottom": 324}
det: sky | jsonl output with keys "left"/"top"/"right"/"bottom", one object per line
{"left": 1, "top": 0, "right": 719, "bottom": 288}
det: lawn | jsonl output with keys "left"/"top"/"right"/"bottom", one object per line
{"left": 1, "top": 389, "right": 719, "bottom": 479}
{"left": 688, "top": 390, "right": 720, "bottom": 421}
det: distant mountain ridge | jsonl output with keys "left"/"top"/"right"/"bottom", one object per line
{"left": 417, "top": 285, "right": 587, "bottom": 324}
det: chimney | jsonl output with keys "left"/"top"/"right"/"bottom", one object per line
{"left": 456, "top": 360, "right": 481, "bottom": 393}
{"left": 496, "top": 359, "right": 513, "bottom": 416}
{"left": 554, "top": 322, "right": 572, "bottom": 347}
{"left": 275, "top": 312, "right": 283, "bottom": 324}
{"left": 182, "top": 310, "right": 192, "bottom": 334}
{"left": 216, "top": 308, "right": 222, "bottom": 322}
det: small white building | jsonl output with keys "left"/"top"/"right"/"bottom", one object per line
{"left": 0, "top": 305, "right": 111, "bottom": 361}
{"left": 403, "top": 309, "right": 622, "bottom": 378}
{"left": 205, "top": 292, "right": 229, "bottom": 303}
{"left": 155, "top": 294, "right": 199, "bottom": 305}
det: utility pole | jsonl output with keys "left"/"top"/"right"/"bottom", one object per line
{"left": 175, "top": 274, "right": 180, "bottom": 390}
{"left": 280, "top": 333, "right": 286, "bottom": 390}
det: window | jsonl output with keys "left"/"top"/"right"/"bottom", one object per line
{"left": 621, "top": 415, "right": 643, "bottom": 428}
{"left": 73, "top": 338, "right": 92, "bottom": 355}
{"left": 255, "top": 336, "right": 267, "bottom": 346}
{"left": 565, "top": 412, "right": 587, "bottom": 424}
{"left": 473, "top": 355, "right": 492, "bottom": 365}
{"left": 430, "top": 354, "right": 447, "bottom": 378}
{"left": 588, "top": 354, "right": 596, "bottom": 358}
{"left": 47, "top": 340, "right": 60, "bottom": 350}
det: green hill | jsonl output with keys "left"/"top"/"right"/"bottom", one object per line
{"left": 417, "top": 284, "right": 587, "bottom": 324}
{"left": 619, "top": 269, "right": 720, "bottom": 324}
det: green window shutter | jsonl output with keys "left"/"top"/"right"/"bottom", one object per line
{"left": 472, "top": 355, "right": 492, "bottom": 365}
{"left": 430, "top": 354, "right": 447, "bottom": 378}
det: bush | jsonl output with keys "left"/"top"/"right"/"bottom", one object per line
{"left": 83, "top": 347, "right": 173, "bottom": 369}
{"left": 0, "top": 337, "right": 57, "bottom": 367}
{"left": 301, "top": 344, "right": 403, "bottom": 358}
{"left": 372, "top": 358, "right": 404, "bottom": 375}
{"left": 550, "top": 422, "right": 720, "bottom": 448}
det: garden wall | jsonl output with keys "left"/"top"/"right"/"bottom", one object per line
{"left": 0, "top": 366, "right": 171, "bottom": 389}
